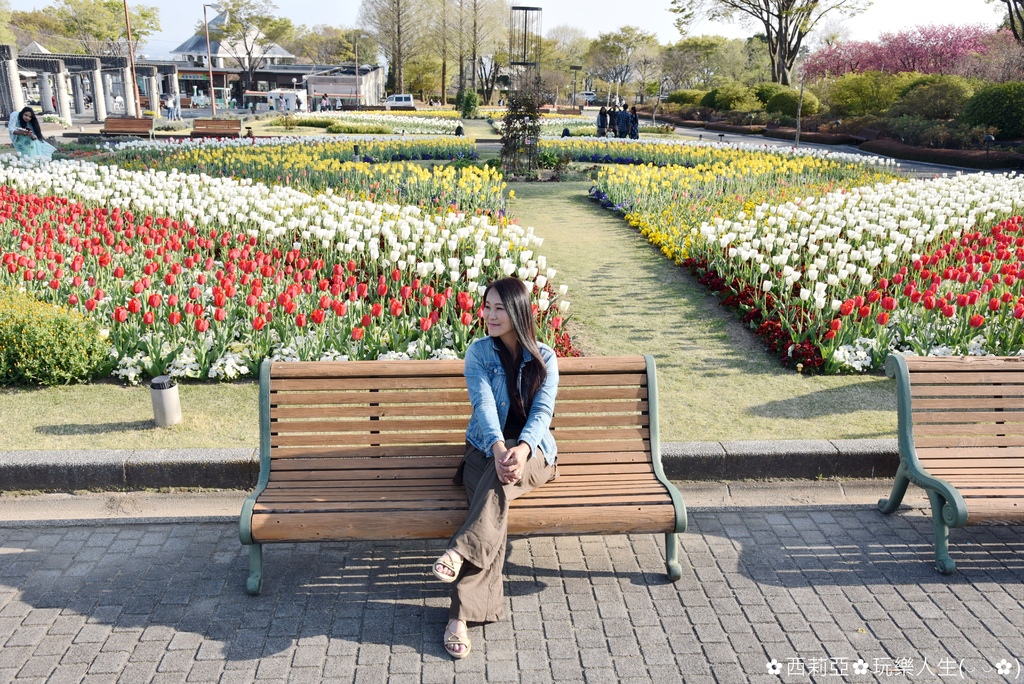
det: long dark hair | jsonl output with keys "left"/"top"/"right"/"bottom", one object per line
{"left": 17, "top": 107, "right": 42, "bottom": 140}
{"left": 484, "top": 277, "right": 547, "bottom": 414}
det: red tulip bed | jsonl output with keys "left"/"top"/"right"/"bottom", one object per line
{"left": 0, "top": 158, "right": 577, "bottom": 385}
{"left": 680, "top": 174, "right": 1024, "bottom": 373}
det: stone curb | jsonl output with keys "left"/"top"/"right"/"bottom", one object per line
{"left": 0, "top": 440, "right": 899, "bottom": 491}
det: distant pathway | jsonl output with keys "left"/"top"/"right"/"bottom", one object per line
{"left": 507, "top": 181, "right": 896, "bottom": 443}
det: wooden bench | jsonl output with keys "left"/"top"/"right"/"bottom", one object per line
{"left": 180, "top": 97, "right": 193, "bottom": 109}
{"left": 99, "top": 117, "right": 154, "bottom": 138}
{"left": 880, "top": 356, "right": 1024, "bottom": 574}
{"left": 191, "top": 118, "right": 242, "bottom": 138}
{"left": 239, "top": 355, "right": 687, "bottom": 595}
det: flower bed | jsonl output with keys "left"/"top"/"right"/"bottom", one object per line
{"left": 493, "top": 117, "right": 673, "bottom": 137}
{"left": 539, "top": 137, "right": 897, "bottom": 169}
{"left": 272, "top": 112, "right": 460, "bottom": 135}
{"left": 0, "top": 158, "right": 574, "bottom": 384}
{"left": 686, "top": 174, "right": 1024, "bottom": 371}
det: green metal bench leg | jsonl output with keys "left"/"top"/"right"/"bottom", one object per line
{"left": 665, "top": 533, "right": 682, "bottom": 581}
{"left": 926, "top": 490, "right": 956, "bottom": 575}
{"left": 246, "top": 543, "right": 264, "bottom": 595}
{"left": 878, "top": 462, "right": 910, "bottom": 514}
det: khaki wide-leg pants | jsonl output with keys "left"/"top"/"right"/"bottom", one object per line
{"left": 448, "top": 440, "right": 555, "bottom": 622}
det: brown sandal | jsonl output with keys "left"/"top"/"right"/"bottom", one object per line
{"left": 432, "top": 549, "right": 463, "bottom": 583}
{"left": 444, "top": 621, "right": 471, "bottom": 659}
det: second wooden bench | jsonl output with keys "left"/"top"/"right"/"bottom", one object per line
{"left": 880, "top": 355, "right": 1024, "bottom": 573}
{"left": 191, "top": 118, "right": 242, "bottom": 138}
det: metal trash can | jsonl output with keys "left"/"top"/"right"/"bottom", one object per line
{"left": 150, "top": 375, "right": 182, "bottom": 428}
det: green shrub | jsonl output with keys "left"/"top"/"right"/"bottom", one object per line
{"left": 0, "top": 287, "right": 110, "bottom": 386}
{"left": 699, "top": 89, "right": 719, "bottom": 108}
{"left": 665, "top": 89, "right": 707, "bottom": 105}
{"left": 766, "top": 89, "right": 820, "bottom": 117}
{"left": 325, "top": 122, "right": 394, "bottom": 134}
{"left": 885, "top": 115, "right": 999, "bottom": 149}
{"left": 961, "top": 82, "right": 1024, "bottom": 139}
{"left": 752, "top": 82, "right": 788, "bottom": 106}
{"left": 460, "top": 90, "right": 480, "bottom": 119}
{"left": 709, "top": 82, "right": 761, "bottom": 111}
{"left": 825, "top": 71, "right": 920, "bottom": 117}
{"left": 889, "top": 75, "right": 975, "bottom": 120}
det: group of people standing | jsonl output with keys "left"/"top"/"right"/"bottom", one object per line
{"left": 596, "top": 103, "right": 640, "bottom": 139}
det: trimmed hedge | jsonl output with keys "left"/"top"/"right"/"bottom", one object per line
{"left": 859, "top": 139, "right": 1023, "bottom": 169}
{"left": 766, "top": 90, "right": 820, "bottom": 117}
{"left": 665, "top": 89, "right": 707, "bottom": 105}
{"left": 0, "top": 287, "right": 110, "bottom": 386}
{"left": 961, "top": 82, "right": 1024, "bottom": 139}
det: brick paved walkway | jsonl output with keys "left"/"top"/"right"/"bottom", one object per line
{"left": 2, "top": 506, "right": 1024, "bottom": 683}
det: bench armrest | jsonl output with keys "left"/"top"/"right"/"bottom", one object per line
{"left": 646, "top": 354, "right": 688, "bottom": 534}
{"left": 884, "top": 355, "right": 968, "bottom": 527}
{"left": 240, "top": 359, "right": 273, "bottom": 545}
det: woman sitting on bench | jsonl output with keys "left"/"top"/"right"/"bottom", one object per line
{"left": 431, "top": 277, "right": 560, "bottom": 659}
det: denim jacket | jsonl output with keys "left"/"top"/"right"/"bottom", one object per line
{"left": 464, "top": 336, "right": 559, "bottom": 465}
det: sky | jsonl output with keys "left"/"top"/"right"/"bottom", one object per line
{"left": 7, "top": 0, "right": 1009, "bottom": 60}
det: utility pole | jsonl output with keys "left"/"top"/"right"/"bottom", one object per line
{"left": 122, "top": 0, "right": 142, "bottom": 117}
{"left": 203, "top": 3, "right": 217, "bottom": 116}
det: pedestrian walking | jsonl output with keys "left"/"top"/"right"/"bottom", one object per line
{"left": 629, "top": 106, "right": 640, "bottom": 140}
{"left": 615, "top": 104, "right": 631, "bottom": 138}
{"left": 430, "top": 277, "right": 560, "bottom": 660}
{"left": 597, "top": 106, "right": 608, "bottom": 138}
{"left": 321, "top": 93, "right": 330, "bottom": 111}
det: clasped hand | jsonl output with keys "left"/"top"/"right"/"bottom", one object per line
{"left": 493, "top": 442, "right": 531, "bottom": 485}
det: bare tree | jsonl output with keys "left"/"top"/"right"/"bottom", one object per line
{"left": 669, "top": 0, "right": 870, "bottom": 85}
{"left": 988, "top": 0, "right": 1024, "bottom": 43}
{"left": 428, "top": 0, "right": 456, "bottom": 103}
{"left": 203, "top": 0, "right": 291, "bottom": 92}
{"left": 359, "top": 0, "right": 425, "bottom": 93}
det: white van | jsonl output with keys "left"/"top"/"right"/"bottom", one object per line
{"left": 384, "top": 94, "right": 414, "bottom": 108}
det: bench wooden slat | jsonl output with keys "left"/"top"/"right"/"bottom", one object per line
{"left": 270, "top": 400, "right": 648, "bottom": 420}
{"left": 272, "top": 357, "right": 649, "bottom": 378}
{"left": 270, "top": 386, "right": 646, "bottom": 406}
{"left": 905, "top": 358, "right": 1024, "bottom": 372}
{"left": 915, "top": 422, "right": 1024, "bottom": 436}
{"left": 910, "top": 385, "right": 1024, "bottom": 397}
{"left": 254, "top": 494, "right": 674, "bottom": 513}
{"left": 251, "top": 504, "right": 678, "bottom": 541}
{"left": 915, "top": 435, "right": 1024, "bottom": 448}
{"left": 913, "top": 410, "right": 1024, "bottom": 424}
{"left": 910, "top": 371, "right": 1024, "bottom": 384}
{"left": 257, "top": 482, "right": 670, "bottom": 497}
{"left": 271, "top": 373, "right": 647, "bottom": 392}
{"left": 270, "top": 427, "right": 650, "bottom": 448}
{"left": 269, "top": 438, "right": 651, "bottom": 458}
{"left": 266, "top": 452, "right": 654, "bottom": 470}
{"left": 269, "top": 413, "right": 648, "bottom": 434}
{"left": 913, "top": 397, "right": 1024, "bottom": 409}
{"left": 264, "top": 462, "right": 656, "bottom": 481}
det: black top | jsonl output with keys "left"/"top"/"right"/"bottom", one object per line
{"left": 496, "top": 340, "right": 529, "bottom": 442}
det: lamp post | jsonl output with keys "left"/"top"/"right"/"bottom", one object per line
{"left": 353, "top": 33, "right": 364, "bottom": 110}
{"left": 203, "top": 3, "right": 218, "bottom": 116}
{"left": 122, "top": 0, "right": 142, "bottom": 117}
{"left": 570, "top": 65, "right": 581, "bottom": 107}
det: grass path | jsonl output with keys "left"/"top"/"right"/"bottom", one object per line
{"left": 508, "top": 181, "right": 897, "bottom": 442}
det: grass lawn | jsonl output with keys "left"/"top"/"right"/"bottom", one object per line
{"left": 0, "top": 174, "right": 896, "bottom": 452}
{"left": 507, "top": 181, "right": 897, "bottom": 443}
{"left": 0, "top": 381, "right": 258, "bottom": 451}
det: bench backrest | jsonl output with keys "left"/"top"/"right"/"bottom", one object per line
{"left": 261, "top": 356, "right": 656, "bottom": 475}
{"left": 893, "top": 356, "right": 1024, "bottom": 480}
{"left": 193, "top": 119, "right": 242, "bottom": 133}
{"left": 102, "top": 117, "right": 153, "bottom": 132}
